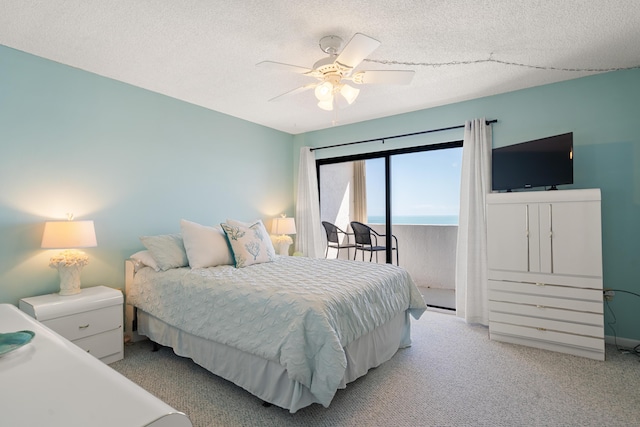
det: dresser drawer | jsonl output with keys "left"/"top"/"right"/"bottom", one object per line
{"left": 490, "top": 321, "right": 603, "bottom": 350}
{"left": 42, "top": 305, "right": 122, "bottom": 341}
{"left": 488, "top": 280, "right": 603, "bottom": 313}
{"left": 490, "top": 311, "right": 603, "bottom": 337}
{"left": 489, "top": 300, "right": 603, "bottom": 326}
{"left": 74, "top": 328, "right": 123, "bottom": 360}
{"left": 489, "top": 279, "right": 602, "bottom": 301}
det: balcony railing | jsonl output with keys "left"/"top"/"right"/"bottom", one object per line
{"left": 325, "top": 223, "right": 457, "bottom": 293}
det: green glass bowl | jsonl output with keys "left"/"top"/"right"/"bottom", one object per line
{"left": 0, "top": 330, "right": 35, "bottom": 356}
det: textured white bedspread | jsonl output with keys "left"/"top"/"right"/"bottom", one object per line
{"left": 127, "top": 256, "right": 426, "bottom": 407}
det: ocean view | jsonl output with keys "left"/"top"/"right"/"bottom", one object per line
{"left": 368, "top": 215, "right": 459, "bottom": 225}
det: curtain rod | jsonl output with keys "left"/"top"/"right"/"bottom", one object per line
{"left": 310, "top": 119, "right": 498, "bottom": 152}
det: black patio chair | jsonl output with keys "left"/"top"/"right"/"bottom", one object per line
{"left": 322, "top": 221, "right": 357, "bottom": 259}
{"left": 350, "top": 221, "right": 399, "bottom": 266}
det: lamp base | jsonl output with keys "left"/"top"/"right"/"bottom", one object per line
{"left": 276, "top": 241, "right": 291, "bottom": 256}
{"left": 48, "top": 250, "right": 88, "bottom": 296}
{"left": 57, "top": 264, "right": 83, "bottom": 296}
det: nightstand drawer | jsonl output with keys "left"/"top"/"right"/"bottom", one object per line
{"left": 74, "top": 328, "right": 123, "bottom": 360}
{"left": 42, "top": 305, "right": 122, "bottom": 341}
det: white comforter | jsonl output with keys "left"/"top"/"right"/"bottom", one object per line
{"left": 127, "top": 256, "right": 426, "bottom": 407}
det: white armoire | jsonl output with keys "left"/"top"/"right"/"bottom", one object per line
{"left": 486, "top": 188, "right": 604, "bottom": 360}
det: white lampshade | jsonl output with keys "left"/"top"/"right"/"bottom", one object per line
{"left": 340, "top": 84, "right": 360, "bottom": 105}
{"left": 271, "top": 217, "right": 297, "bottom": 235}
{"left": 314, "top": 81, "right": 334, "bottom": 101}
{"left": 41, "top": 220, "right": 97, "bottom": 249}
{"left": 317, "top": 98, "right": 334, "bottom": 111}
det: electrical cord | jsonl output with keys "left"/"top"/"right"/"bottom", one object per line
{"left": 607, "top": 289, "right": 640, "bottom": 299}
{"left": 364, "top": 54, "right": 640, "bottom": 73}
{"left": 604, "top": 289, "right": 640, "bottom": 359}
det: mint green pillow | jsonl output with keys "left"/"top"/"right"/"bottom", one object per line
{"left": 139, "top": 233, "right": 188, "bottom": 271}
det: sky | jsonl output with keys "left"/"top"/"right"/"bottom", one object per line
{"left": 366, "top": 147, "right": 463, "bottom": 218}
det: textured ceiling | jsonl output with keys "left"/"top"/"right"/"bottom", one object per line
{"left": 1, "top": 1, "right": 639, "bottom": 134}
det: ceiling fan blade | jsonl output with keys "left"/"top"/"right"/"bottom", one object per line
{"left": 256, "top": 60, "right": 313, "bottom": 74}
{"left": 351, "top": 70, "right": 415, "bottom": 85}
{"left": 335, "top": 33, "right": 381, "bottom": 70}
{"left": 268, "top": 83, "right": 317, "bottom": 102}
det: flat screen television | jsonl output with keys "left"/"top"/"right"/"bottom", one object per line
{"left": 492, "top": 132, "right": 573, "bottom": 191}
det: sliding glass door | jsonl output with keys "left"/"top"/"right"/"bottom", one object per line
{"left": 318, "top": 141, "right": 462, "bottom": 262}
{"left": 364, "top": 157, "right": 385, "bottom": 225}
{"left": 388, "top": 147, "right": 462, "bottom": 226}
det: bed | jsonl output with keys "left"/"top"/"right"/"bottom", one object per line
{"left": 124, "top": 219, "right": 427, "bottom": 413}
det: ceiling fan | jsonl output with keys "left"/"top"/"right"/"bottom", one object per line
{"left": 257, "top": 33, "right": 415, "bottom": 111}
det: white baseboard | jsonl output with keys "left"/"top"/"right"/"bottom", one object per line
{"left": 605, "top": 335, "right": 640, "bottom": 350}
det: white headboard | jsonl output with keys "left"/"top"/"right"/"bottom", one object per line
{"left": 124, "top": 259, "right": 146, "bottom": 342}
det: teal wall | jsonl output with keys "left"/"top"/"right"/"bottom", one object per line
{"left": 0, "top": 46, "right": 294, "bottom": 305}
{"left": 294, "top": 69, "right": 640, "bottom": 342}
{"left": 3, "top": 41, "right": 639, "bottom": 343}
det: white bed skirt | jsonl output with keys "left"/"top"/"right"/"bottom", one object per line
{"left": 137, "top": 309, "right": 412, "bottom": 413}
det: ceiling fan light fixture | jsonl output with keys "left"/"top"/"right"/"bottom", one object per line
{"left": 317, "top": 98, "right": 334, "bottom": 111}
{"left": 340, "top": 84, "right": 360, "bottom": 104}
{"left": 261, "top": 33, "right": 415, "bottom": 117}
{"left": 314, "top": 81, "right": 334, "bottom": 101}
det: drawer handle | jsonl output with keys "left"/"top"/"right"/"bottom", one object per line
{"left": 536, "top": 327, "right": 547, "bottom": 331}
{"left": 535, "top": 282, "right": 545, "bottom": 287}
{"left": 79, "top": 324, "right": 90, "bottom": 330}
{"left": 536, "top": 305, "right": 545, "bottom": 309}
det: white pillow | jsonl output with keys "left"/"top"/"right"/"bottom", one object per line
{"left": 221, "top": 220, "right": 276, "bottom": 268}
{"left": 139, "top": 233, "right": 189, "bottom": 271}
{"left": 130, "top": 250, "right": 160, "bottom": 271}
{"left": 180, "top": 219, "right": 234, "bottom": 268}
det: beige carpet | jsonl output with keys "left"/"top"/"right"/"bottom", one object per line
{"left": 111, "top": 309, "right": 640, "bottom": 426}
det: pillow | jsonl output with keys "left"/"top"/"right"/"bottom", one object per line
{"left": 139, "top": 233, "right": 188, "bottom": 271}
{"left": 180, "top": 219, "right": 234, "bottom": 268}
{"left": 225, "top": 218, "right": 252, "bottom": 227}
{"left": 220, "top": 220, "right": 276, "bottom": 268}
{"left": 130, "top": 250, "right": 160, "bottom": 271}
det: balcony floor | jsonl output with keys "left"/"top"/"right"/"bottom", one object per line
{"left": 419, "top": 287, "right": 455, "bottom": 311}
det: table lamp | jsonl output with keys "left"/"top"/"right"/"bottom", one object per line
{"left": 41, "top": 216, "right": 97, "bottom": 296}
{"left": 271, "top": 215, "right": 296, "bottom": 256}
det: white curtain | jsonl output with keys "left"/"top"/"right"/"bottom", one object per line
{"left": 352, "top": 160, "right": 367, "bottom": 223}
{"left": 295, "top": 147, "right": 325, "bottom": 258}
{"left": 455, "top": 118, "right": 492, "bottom": 325}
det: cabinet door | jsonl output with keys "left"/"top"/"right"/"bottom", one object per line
{"left": 487, "top": 203, "right": 535, "bottom": 272}
{"left": 539, "top": 200, "right": 602, "bottom": 278}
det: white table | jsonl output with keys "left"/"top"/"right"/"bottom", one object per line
{"left": 0, "top": 304, "right": 192, "bottom": 427}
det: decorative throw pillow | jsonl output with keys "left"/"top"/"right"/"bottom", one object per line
{"left": 220, "top": 220, "right": 276, "bottom": 268}
{"left": 180, "top": 219, "right": 234, "bottom": 268}
{"left": 129, "top": 250, "right": 160, "bottom": 271}
{"left": 139, "top": 233, "right": 189, "bottom": 271}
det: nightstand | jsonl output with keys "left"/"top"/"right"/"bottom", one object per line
{"left": 19, "top": 285, "right": 124, "bottom": 364}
